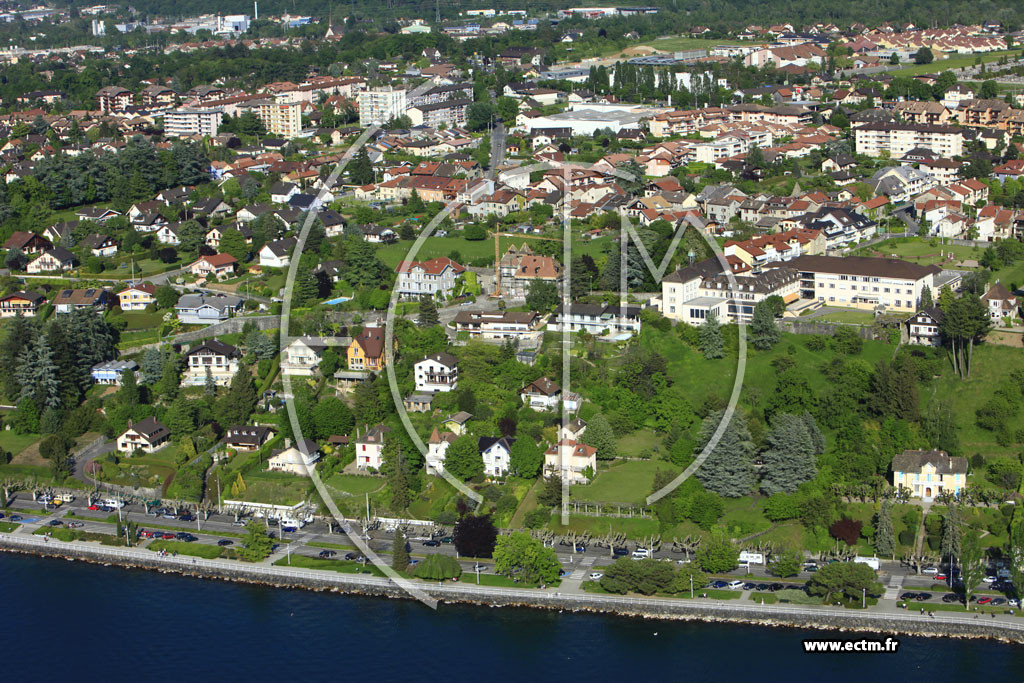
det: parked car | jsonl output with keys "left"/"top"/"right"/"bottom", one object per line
{"left": 755, "top": 583, "right": 769, "bottom": 592}
{"left": 726, "top": 580, "right": 745, "bottom": 590}
{"left": 473, "top": 564, "right": 487, "bottom": 572}
{"left": 87, "top": 504, "right": 99, "bottom": 511}
{"left": 711, "top": 580, "right": 728, "bottom": 589}
{"left": 982, "top": 576, "right": 997, "bottom": 583}
{"left": 139, "top": 529, "right": 156, "bottom": 539}
{"left": 440, "top": 536, "right": 453, "bottom": 544}
{"left": 231, "top": 520, "right": 247, "bottom": 527}
{"left": 1009, "top": 598, "right": 1020, "bottom": 608}
{"left": 769, "top": 583, "right": 785, "bottom": 592}
{"left": 742, "top": 582, "right": 757, "bottom": 591}
{"left": 174, "top": 532, "right": 191, "bottom": 540}
{"left": 613, "top": 547, "right": 629, "bottom": 556}
{"left": 942, "top": 593, "right": 959, "bottom": 603}
{"left": 318, "top": 549, "right": 336, "bottom": 558}
{"left": 922, "top": 566, "right": 939, "bottom": 575}
{"left": 589, "top": 572, "right": 604, "bottom": 581}
{"left": 178, "top": 514, "right": 195, "bottom": 522}
{"left": 935, "top": 574, "right": 947, "bottom": 581}
{"left": 631, "top": 548, "right": 651, "bottom": 559}
{"left": 281, "top": 526, "right": 298, "bottom": 533}
{"left": 991, "top": 598, "right": 1006, "bottom": 606}
{"left": 48, "top": 519, "right": 63, "bottom": 527}
{"left": 160, "top": 532, "right": 176, "bottom": 540}
{"left": 9, "top": 515, "right": 22, "bottom": 522}
{"left": 217, "top": 539, "right": 234, "bottom": 547}
{"left": 68, "top": 521, "right": 84, "bottom": 528}
{"left": 98, "top": 506, "right": 113, "bottom": 512}
{"left": 423, "top": 539, "right": 440, "bottom": 547}
{"left": 900, "top": 592, "right": 918, "bottom": 601}
{"left": 916, "top": 593, "right": 932, "bottom": 601}
{"left": 977, "top": 597, "right": 994, "bottom": 605}
{"left": 575, "top": 545, "right": 586, "bottom": 553}
{"left": 344, "top": 552, "right": 359, "bottom": 561}
{"left": 162, "top": 512, "right": 177, "bottom": 520}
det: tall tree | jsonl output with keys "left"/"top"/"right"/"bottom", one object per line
{"left": 699, "top": 311, "right": 724, "bottom": 360}
{"left": 750, "top": 299, "right": 780, "bottom": 351}
{"left": 391, "top": 529, "right": 410, "bottom": 573}
{"left": 445, "top": 434, "right": 483, "bottom": 481}
{"left": 581, "top": 414, "right": 616, "bottom": 460}
{"left": 15, "top": 331, "right": 60, "bottom": 409}
{"left": 417, "top": 294, "right": 439, "bottom": 327}
{"left": 920, "top": 284, "right": 933, "bottom": 310}
{"left": 349, "top": 147, "right": 374, "bottom": 186}
{"left": 509, "top": 437, "right": 544, "bottom": 479}
{"left": 218, "top": 365, "right": 257, "bottom": 426}
{"left": 874, "top": 499, "right": 895, "bottom": 559}
{"left": 453, "top": 514, "right": 498, "bottom": 558}
{"left": 694, "top": 410, "right": 756, "bottom": 498}
{"left": 759, "top": 413, "right": 820, "bottom": 495}
{"left": 960, "top": 529, "right": 986, "bottom": 609}
{"left": 493, "top": 532, "right": 561, "bottom": 585}
{"left": 940, "top": 504, "right": 963, "bottom": 568}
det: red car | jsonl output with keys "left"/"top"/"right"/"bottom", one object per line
{"left": 139, "top": 530, "right": 155, "bottom": 539}
{"left": 88, "top": 504, "right": 99, "bottom": 510}
{"left": 161, "top": 532, "right": 176, "bottom": 540}
{"left": 935, "top": 574, "right": 947, "bottom": 581}
{"left": 977, "top": 597, "right": 993, "bottom": 605}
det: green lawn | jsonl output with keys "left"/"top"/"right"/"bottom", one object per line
{"left": 273, "top": 554, "right": 385, "bottom": 576}
{"left": 644, "top": 36, "right": 729, "bottom": 53}
{"left": 326, "top": 473, "right": 386, "bottom": 496}
{"left": 572, "top": 459, "right": 680, "bottom": 504}
{"left": 547, "top": 513, "right": 660, "bottom": 537}
{"left": 148, "top": 540, "right": 226, "bottom": 559}
{"left": 812, "top": 309, "right": 877, "bottom": 325}
{"left": 457, "top": 572, "right": 547, "bottom": 588}
{"left": 0, "top": 521, "right": 19, "bottom": 532}
{"left": 0, "top": 432, "right": 41, "bottom": 457}
{"left": 375, "top": 236, "right": 500, "bottom": 269}
{"left": 236, "top": 473, "right": 310, "bottom": 506}
{"left": 615, "top": 429, "right": 661, "bottom": 458}
{"left": 117, "top": 310, "right": 165, "bottom": 331}
{"left": 857, "top": 238, "right": 980, "bottom": 266}
{"left": 889, "top": 49, "right": 1022, "bottom": 76}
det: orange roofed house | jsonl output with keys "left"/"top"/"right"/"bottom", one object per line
{"left": 347, "top": 326, "right": 395, "bottom": 372}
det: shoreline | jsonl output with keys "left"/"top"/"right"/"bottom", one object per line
{"left": 3, "top": 533, "right": 1023, "bottom": 645}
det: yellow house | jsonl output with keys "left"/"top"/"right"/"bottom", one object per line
{"left": 892, "top": 449, "right": 968, "bottom": 502}
{"left": 346, "top": 327, "right": 392, "bottom": 372}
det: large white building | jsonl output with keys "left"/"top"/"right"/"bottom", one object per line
{"left": 769, "top": 255, "right": 939, "bottom": 312}
{"left": 413, "top": 352, "right": 459, "bottom": 393}
{"left": 164, "top": 107, "right": 222, "bottom": 138}
{"left": 854, "top": 123, "right": 963, "bottom": 158}
{"left": 358, "top": 87, "right": 408, "bottom": 127}
{"left": 660, "top": 258, "right": 800, "bottom": 326}
{"left": 394, "top": 256, "right": 465, "bottom": 299}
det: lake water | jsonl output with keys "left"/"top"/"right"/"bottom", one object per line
{"left": 4, "top": 553, "right": 1023, "bottom": 680}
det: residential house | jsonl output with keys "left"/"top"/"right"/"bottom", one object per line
{"left": 521, "top": 377, "right": 561, "bottom": 411}
{"left": 478, "top": 436, "right": 516, "bottom": 477}
{"left": 190, "top": 253, "right": 238, "bottom": 279}
{"left": 116, "top": 282, "right": 156, "bottom": 311}
{"left": 52, "top": 287, "right": 108, "bottom": 314}
{"left": 544, "top": 440, "right": 597, "bottom": 484}
{"left": 426, "top": 428, "right": 458, "bottom": 474}
{"left": 906, "top": 306, "right": 943, "bottom": 346}
{"left": 981, "top": 282, "right": 1018, "bottom": 323}
{"left": 26, "top": 247, "right": 76, "bottom": 273}
{"left": 0, "top": 290, "right": 44, "bottom": 317}
{"left": 347, "top": 326, "right": 390, "bottom": 371}
{"left": 413, "top": 352, "right": 458, "bottom": 393}
{"left": 394, "top": 257, "right": 466, "bottom": 299}
{"left": 444, "top": 411, "right": 473, "bottom": 436}
{"left": 116, "top": 417, "right": 171, "bottom": 454}
{"left": 225, "top": 424, "right": 276, "bottom": 452}
{"left": 181, "top": 339, "right": 241, "bottom": 386}
{"left": 892, "top": 449, "right": 967, "bottom": 501}
{"left": 80, "top": 234, "right": 118, "bottom": 257}
{"left": 259, "top": 237, "right": 297, "bottom": 268}
{"left": 267, "top": 438, "right": 320, "bottom": 476}
{"left": 282, "top": 336, "right": 348, "bottom": 376}
{"left": 174, "top": 293, "right": 243, "bottom": 325}
{"left": 90, "top": 360, "right": 139, "bottom": 385}
{"left": 354, "top": 424, "right": 390, "bottom": 470}
{"left": 403, "top": 393, "right": 433, "bottom": 413}
{"left": 660, "top": 257, "right": 800, "bottom": 326}
{"left": 450, "top": 310, "right": 543, "bottom": 341}
{"left": 3, "top": 231, "right": 52, "bottom": 254}
{"left": 547, "top": 303, "right": 642, "bottom": 338}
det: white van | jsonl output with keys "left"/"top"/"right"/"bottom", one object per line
{"left": 102, "top": 499, "right": 125, "bottom": 509}
{"left": 726, "top": 580, "right": 745, "bottom": 590}
{"left": 631, "top": 548, "right": 651, "bottom": 559}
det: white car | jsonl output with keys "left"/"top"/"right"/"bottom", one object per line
{"left": 726, "top": 580, "right": 745, "bottom": 590}
{"left": 922, "top": 566, "right": 939, "bottom": 575}
{"left": 982, "top": 576, "right": 997, "bottom": 583}
{"left": 631, "top": 548, "right": 651, "bottom": 560}
{"left": 589, "top": 572, "right": 604, "bottom": 581}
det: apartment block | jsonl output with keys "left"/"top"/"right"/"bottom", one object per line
{"left": 854, "top": 123, "right": 963, "bottom": 158}
{"left": 164, "top": 108, "right": 222, "bottom": 138}
{"left": 241, "top": 99, "right": 302, "bottom": 138}
{"left": 357, "top": 87, "right": 408, "bottom": 127}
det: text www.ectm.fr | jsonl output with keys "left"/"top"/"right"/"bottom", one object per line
{"left": 802, "top": 638, "right": 900, "bottom": 653}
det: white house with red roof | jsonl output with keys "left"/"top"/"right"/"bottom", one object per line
{"left": 190, "top": 253, "right": 238, "bottom": 279}
{"left": 544, "top": 439, "right": 597, "bottom": 484}
{"left": 394, "top": 256, "right": 466, "bottom": 299}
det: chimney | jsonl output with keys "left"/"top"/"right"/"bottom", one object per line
{"left": 285, "top": 437, "right": 292, "bottom": 449}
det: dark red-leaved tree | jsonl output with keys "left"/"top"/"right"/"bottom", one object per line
{"left": 453, "top": 514, "right": 498, "bottom": 558}
{"left": 829, "top": 517, "right": 863, "bottom": 547}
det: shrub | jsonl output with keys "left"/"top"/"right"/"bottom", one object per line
{"left": 524, "top": 507, "right": 551, "bottom": 529}
{"left": 898, "top": 530, "right": 915, "bottom": 546}
{"left": 829, "top": 517, "right": 863, "bottom": 546}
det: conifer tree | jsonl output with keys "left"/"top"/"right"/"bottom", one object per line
{"left": 699, "top": 311, "right": 724, "bottom": 359}
{"left": 417, "top": 294, "right": 439, "bottom": 327}
{"left": 874, "top": 499, "right": 895, "bottom": 559}
{"left": 694, "top": 410, "right": 756, "bottom": 497}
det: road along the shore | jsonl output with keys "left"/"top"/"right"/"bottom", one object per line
{"left": 2, "top": 533, "right": 1023, "bottom": 644}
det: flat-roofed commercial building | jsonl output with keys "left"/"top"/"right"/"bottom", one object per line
{"left": 164, "top": 107, "right": 222, "bottom": 138}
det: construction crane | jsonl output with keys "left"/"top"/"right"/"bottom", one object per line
{"left": 490, "top": 230, "right": 562, "bottom": 298}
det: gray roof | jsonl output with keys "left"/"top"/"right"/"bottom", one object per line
{"left": 175, "top": 293, "right": 243, "bottom": 312}
{"left": 892, "top": 449, "right": 967, "bottom": 475}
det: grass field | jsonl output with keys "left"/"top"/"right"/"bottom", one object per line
{"left": 572, "top": 459, "right": 680, "bottom": 504}
{"left": 547, "top": 512, "right": 660, "bottom": 537}
{"left": 273, "top": 555, "right": 385, "bottom": 576}
{"left": 0, "top": 432, "right": 41, "bottom": 458}
{"left": 615, "top": 430, "right": 661, "bottom": 458}
{"left": 644, "top": 37, "right": 729, "bottom": 53}
{"left": 889, "top": 49, "right": 1023, "bottom": 76}
{"left": 326, "top": 474, "right": 386, "bottom": 496}
{"left": 811, "top": 309, "right": 878, "bottom": 325}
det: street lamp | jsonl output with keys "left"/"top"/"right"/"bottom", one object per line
{"left": 862, "top": 587, "right": 866, "bottom": 609}
{"left": 690, "top": 574, "right": 694, "bottom": 599}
